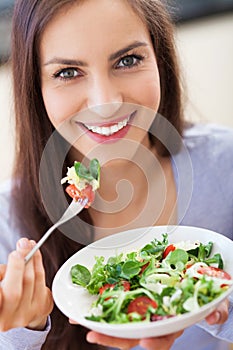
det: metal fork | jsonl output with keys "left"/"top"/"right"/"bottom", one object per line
{"left": 24, "top": 197, "right": 88, "bottom": 264}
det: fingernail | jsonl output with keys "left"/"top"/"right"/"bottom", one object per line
{"left": 30, "top": 240, "right": 36, "bottom": 247}
{"left": 86, "top": 333, "right": 95, "bottom": 344}
{"left": 17, "top": 238, "right": 29, "bottom": 249}
{"left": 214, "top": 311, "right": 221, "bottom": 323}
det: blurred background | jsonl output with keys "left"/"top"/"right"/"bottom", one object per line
{"left": 0, "top": 0, "right": 233, "bottom": 183}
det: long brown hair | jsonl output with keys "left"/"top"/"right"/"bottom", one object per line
{"left": 11, "top": 0, "right": 183, "bottom": 349}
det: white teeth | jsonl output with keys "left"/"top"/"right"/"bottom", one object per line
{"left": 85, "top": 116, "right": 130, "bottom": 136}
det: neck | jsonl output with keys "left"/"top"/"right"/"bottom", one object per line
{"left": 97, "top": 139, "right": 160, "bottom": 200}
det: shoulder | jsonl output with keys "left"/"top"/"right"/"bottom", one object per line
{"left": 0, "top": 179, "right": 21, "bottom": 263}
{"left": 181, "top": 123, "right": 233, "bottom": 200}
{"left": 183, "top": 123, "right": 233, "bottom": 166}
{"left": 183, "top": 122, "right": 233, "bottom": 146}
{"left": 179, "top": 124, "right": 233, "bottom": 237}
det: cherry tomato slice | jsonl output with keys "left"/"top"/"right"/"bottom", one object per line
{"left": 197, "top": 266, "right": 231, "bottom": 280}
{"left": 121, "top": 280, "right": 131, "bottom": 291}
{"left": 66, "top": 184, "right": 80, "bottom": 200}
{"left": 127, "top": 296, "right": 157, "bottom": 317}
{"left": 163, "top": 244, "right": 176, "bottom": 258}
{"left": 66, "top": 184, "right": 95, "bottom": 208}
{"left": 99, "top": 283, "right": 115, "bottom": 295}
{"left": 140, "top": 261, "right": 150, "bottom": 275}
{"left": 99, "top": 281, "right": 131, "bottom": 295}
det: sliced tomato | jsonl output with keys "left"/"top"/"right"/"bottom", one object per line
{"left": 121, "top": 280, "right": 131, "bottom": 291}
{"left": 163, "top": 244, "right": 176, "bottom": 258}
{"left": 66, "top": 184, "right": 95, "bottom": 208}
{"left": 66, "top": 184, "right": 80, "bottom": 201}
{"left": 197, "top": 266, "right": 231, "bottom": 280}
{"left": 99, "top": 283, "right": 115, "bottom": 295}
{"left": 99, "top": 280, "right": 130, "bottom": 295}
{"left": 140, "top": 261, "right": 150, "bottom": 275}
{"left": 127, "top": 296, "right": 157, "bottom": 317}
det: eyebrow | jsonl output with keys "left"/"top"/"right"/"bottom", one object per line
{"left": 109, "top": 41, "right": 148, "bottom": 60}
{"left": 43, "top": 58, "right": 87, "bottom": 67}
{"left": 43, "top": 41, "right": 148, "bottom": 67}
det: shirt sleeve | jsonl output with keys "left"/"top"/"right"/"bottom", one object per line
{"left": 0, "top": 318, "right": 51, "bottom": 350}
{"left": 0, "top": 180, "right": 51, "bottom": 349}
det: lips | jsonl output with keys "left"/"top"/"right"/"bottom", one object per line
{"left": 76, "top": 111, "right": 136, "bottom": 142}
{"left": 84, "top": 115, "right": 130, "bottom": 136}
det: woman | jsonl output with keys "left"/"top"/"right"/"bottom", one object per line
{"left": 0, "top": 0, "right": 232, "bottom": 349}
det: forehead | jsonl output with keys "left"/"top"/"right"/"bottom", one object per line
{"left": 40, "top": 0, "right": 151, "bottom": 59}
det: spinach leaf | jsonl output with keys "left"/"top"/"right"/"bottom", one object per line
{"left": 90, "top": 158, "right": 100, "bottom": 181}
{"left": 74, "top": 159, "right": 100, "bottom": 182}
{"left": 165, "top": 249, "right": 189, "bottom": 270}
{"left": 121, "top": 260, "right": 141, "bottom": 279}
{"left": 71, "top": 264, "right": 91, "bottom": 287}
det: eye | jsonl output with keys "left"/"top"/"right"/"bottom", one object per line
{"left": 116, "top": 54, "right": 144, "bottom": 69}
{"left": 53, "top": 67, "right": 80, "bottom": 80}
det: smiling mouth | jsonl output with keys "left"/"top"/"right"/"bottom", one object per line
{"left": 81, "top": 112, "right": 136, "bottom": 136}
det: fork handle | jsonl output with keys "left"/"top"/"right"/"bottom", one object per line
{"left": 24, "top": 197, "right": 88, "bottom": 264}
{"left": 24, "top": 221, "right": 60, "bottom": 264}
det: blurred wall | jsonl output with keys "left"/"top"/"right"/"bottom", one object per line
{"left": 176, "top": 13, "right": 233, "bottom": 127}
{"left": 0, "top": 13, "right": 233, "bottom": 183}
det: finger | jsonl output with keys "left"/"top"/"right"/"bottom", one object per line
{"left": 69, "top": 319, "right": 79, "bottom": 324}
{"left": 87, "top": 331, "right": 139, "bottom": 349}
{"left": 16, "top": 238, "right": 35, "bottom": 305}
{"left": 31, "top": 242, "right": 53, "bottom": 315}
{"left": 139, "top": 331, "right": 183, "bottom": 350}
{"left": 1, "top": 251, "right": 24, "bottom": 311}
{"left": 31, "top": 241, "right": 46, "bottom": 294}
{"left": 0, "top": 265, "right": 6, "bottom": 281}
{"left": 206, "top": 299, "right": 229, "bottom": 325}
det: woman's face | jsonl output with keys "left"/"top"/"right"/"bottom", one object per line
{"left": 40, "top": 0, "right": 161, "bottom": 160}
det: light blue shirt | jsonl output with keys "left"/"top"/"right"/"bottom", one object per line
{"left": 0, "top": 123, "right": 233, "bottom": 350}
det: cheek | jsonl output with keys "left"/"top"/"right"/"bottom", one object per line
{"left": 42, "top": 87, "right": 82, "bottom": 128}
{"left": 140, "top": 77, "right": 161, "bottom": 112}
{"left": 128, "top": 71, "right": 161, "bottom": 112}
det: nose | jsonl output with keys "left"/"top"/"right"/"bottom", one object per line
{"left": 87, "top": 74, "right": 123, "bottom": 118}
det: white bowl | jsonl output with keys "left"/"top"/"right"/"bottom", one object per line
{"left": 52, "top": 225, "right": 233, "bottom": 338}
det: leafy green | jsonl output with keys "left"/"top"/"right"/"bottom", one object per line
{"left": 71, "top": 264, "right": 91, "bottom": 287}
{"left": 205, "top": 253, "right": 224, "bottom": 269}
{"left": 90, "top": 158, "right": 100, "bottom": 181}
{"left": 86, "top": 256, "right": 107, "bottom": 294}
{"left": 188, "top": 242, "right": 223, "bottom": 268}
{"left": 140, "top": 233, "right": 168, "bottom": 259}
{"left": 164, "top": 249, "right": 189, "bottom": 272}
{"left": 121, "top": 261, "right": 141, "bottom": 279}
{"left": 198, "top": 242, "right": 213, "bottom": 260}
{"left": 70, "top": 234, "right": 232, "bottom": 324}
{"left": 74, "top": 158, "right": 100, "bottom": 183}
